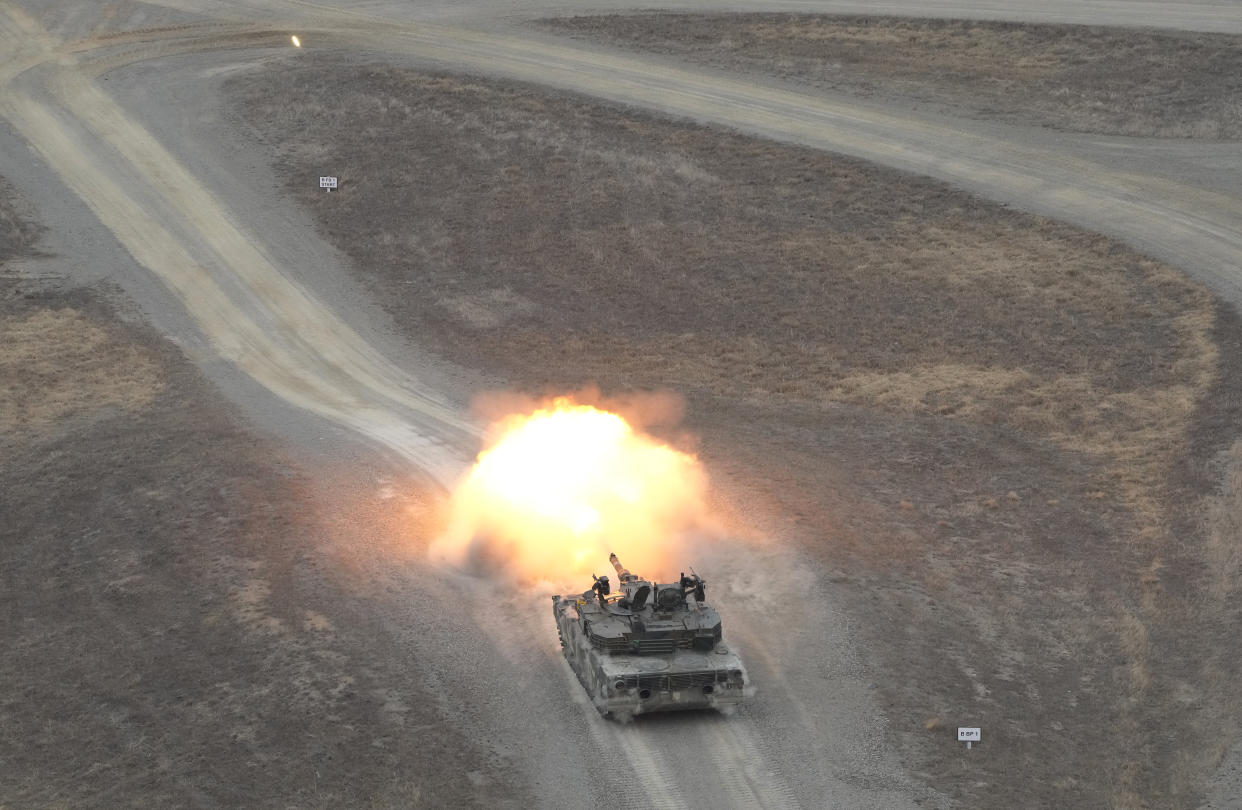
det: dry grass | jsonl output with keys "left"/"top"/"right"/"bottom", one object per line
{"left": 227, "top": 59, "right": 1242, "bottom": 808}
{"left": 1203, "top": 440, "right": 1242, "bottom": 600}
{"left": 0, "top": 323, "right": 505, "bottom": 806}
{"left": 1, "top": 181, "right": 164, "bottom": 435}
{"left": 0, "top": 308, "right": 163, "bottom": 433}
{"left": 538, "top": 13, "right": 1242, "bottom": 139}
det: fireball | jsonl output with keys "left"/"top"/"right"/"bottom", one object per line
{"left": 433, "top": 399, "right": 708, "bottom": 584}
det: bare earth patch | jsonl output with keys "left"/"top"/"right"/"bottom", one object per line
{"left": 226, "top": 57, "right": 1242, "bottom": 808}
{"left": 537, "top": 13, "right": 1242, "bottom": 139}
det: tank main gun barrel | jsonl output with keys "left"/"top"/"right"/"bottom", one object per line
{"left": 608, "top": 552, "right": 638, "bottom": 584}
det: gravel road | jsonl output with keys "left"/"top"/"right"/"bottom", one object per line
{"left": 3, "top": 0, "right": 1239, "bottom": 807}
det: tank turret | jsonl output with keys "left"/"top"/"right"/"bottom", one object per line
{"left": 552, "top": 552, "right": 749, "bottom": 719}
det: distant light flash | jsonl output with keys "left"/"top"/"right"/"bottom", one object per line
{"left": 291, "top": 35, "right": 301, "bottom": 48}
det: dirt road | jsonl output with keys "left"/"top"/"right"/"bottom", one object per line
{"left": 3, "top": 0, "right": 1241, "bottom": 807}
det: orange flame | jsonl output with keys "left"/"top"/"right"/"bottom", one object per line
{"left": 432, "top": 399, "right": 708, "bottom": 585}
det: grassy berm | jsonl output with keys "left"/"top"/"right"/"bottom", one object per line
{"left": 229, "top": 56, "right": 1242, "bottom": 808}
{"left": 0, "top": 179, "right": 525, "bottom": 808}
{"left": 538, "top": 13, "right": 1242, "bottom": 139}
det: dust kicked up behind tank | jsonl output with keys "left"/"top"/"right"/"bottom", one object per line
{"left": 552, "top": 553, "right": 749, "bottom": 720}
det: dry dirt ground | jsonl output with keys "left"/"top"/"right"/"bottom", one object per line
{"left": 226, "top": 57, "right": 1242, "bottom": 808}
{"left": 537, "top": 13, "right": 1242, "bottom": 140}
{"left": 0, "top": 179, "right": 521, "bottom": 808}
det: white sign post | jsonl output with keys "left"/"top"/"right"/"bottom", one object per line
{"left": 958, "top": 727, "right": 981, "bottom": 750}
{"left": 319, "top": 176, "right": 338, "bottom": 192}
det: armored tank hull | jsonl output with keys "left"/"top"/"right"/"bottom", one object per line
{"left": 552, "top": 554, "right": 749, "bottom": 719}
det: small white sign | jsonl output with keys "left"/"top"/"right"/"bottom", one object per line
{"left": 958, "top": 727, "right": 981, "bottom": 748}
{"left": 319, "top": 176, "right": 338, "bottom": 191}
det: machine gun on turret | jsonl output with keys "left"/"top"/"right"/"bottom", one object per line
{"left": 680, "top": 569, "right": 706, "bottom": 606}
{"left": 590, "top": 573, "right": 610, "bottom": 606}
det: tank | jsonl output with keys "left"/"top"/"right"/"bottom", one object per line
{"left": 552, "top": 552, "right": 749, "bottom": 719}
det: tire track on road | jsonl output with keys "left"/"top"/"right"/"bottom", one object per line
{"left": 0, "top": 2, "right": 479, "bottom": 486}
